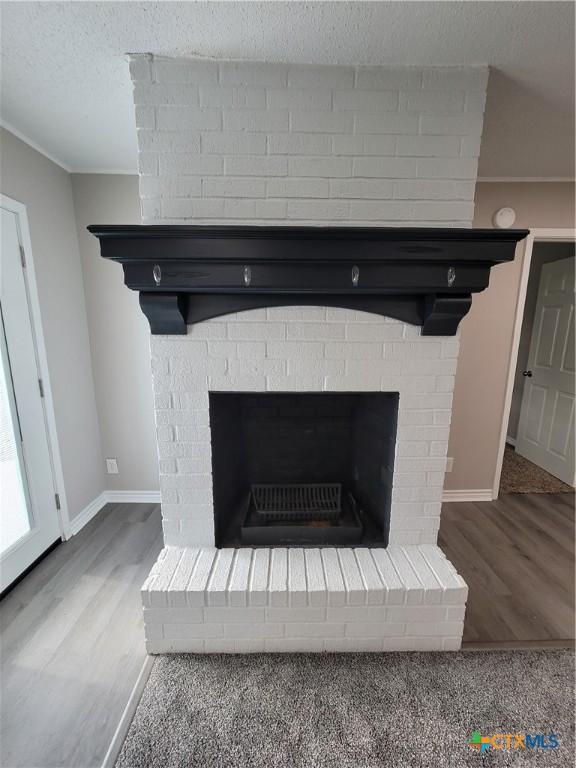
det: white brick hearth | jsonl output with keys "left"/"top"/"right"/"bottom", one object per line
{"left": 143, "top": 545, "right": 467, "bottom": 653}
{"left": 130, "top": 56, "right": 485, "bottom": 652}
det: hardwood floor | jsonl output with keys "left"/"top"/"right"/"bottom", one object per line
{"left": 439, "top": 492, "right": 575, "bottom": 646}
{"left": 0, "top": 494, "right": 573, "bottom": 766}
{"left": 0, "top": 502, "right": 162, "bottom": 768}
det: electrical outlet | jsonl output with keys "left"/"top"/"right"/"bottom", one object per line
{"left": 446, "top": 457, "right": 454, "bottom": 472}
{"left": 106, "top": 458, "right": 119, "bottom": 474}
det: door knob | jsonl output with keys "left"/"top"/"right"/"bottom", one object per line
{"left": 522, "top": 370, "right": 533, "bottom": 377}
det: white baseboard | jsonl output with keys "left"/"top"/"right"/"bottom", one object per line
{"left": 106, "top": 490, "right": 161, "bottom": 504}
{"left": 69, "top": 490, "right": 161, "bottom": 537}
{"left": 101, "top": 656, "right": 154, "bottom": 768}
{"left": 69, "top": 492, "right": 109, "bottom": 536}
{"left": 506, "top": 437, "right": 517, "bottom": 447}
{"left": 442, "top": 489, "right": 494, "bottom": 503}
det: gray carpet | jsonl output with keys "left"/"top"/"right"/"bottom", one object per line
{"left": 116, "top": 651, "right": 574, "bottom": 767}
{"left": 500, "top": 444, "right": 573, "bottom": 494}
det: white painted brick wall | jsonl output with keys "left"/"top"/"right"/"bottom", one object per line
{"left": 129, "top": 55, "right": 487, "bottom": 227}
{"left": 150, "top": 309, "right": 458, "bottom": 549}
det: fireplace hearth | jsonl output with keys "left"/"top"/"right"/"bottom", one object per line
{"left": 209, "top": 391, "right": 398, "bottom": 548}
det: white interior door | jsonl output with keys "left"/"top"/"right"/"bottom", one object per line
{"left": 516, "top": 255, "right": 575, "bottom": 486}
{"left": 0, "top": 207, "right": 61, "bottom": 592}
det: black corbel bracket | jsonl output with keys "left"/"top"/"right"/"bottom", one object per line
{"left": 139, "top": 293, "right": 188, "bottom": 335}
{"left": 89, "top": 225, "right": 527, "bottom": 336}
{"left": 422, "top": 294, "right": 473, "bottom": 336}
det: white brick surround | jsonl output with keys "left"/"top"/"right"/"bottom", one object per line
{"left": 131, "top": 56, "right": 484, "bottom": 652}
{"left": 152, "top": 309, "right": 458, "bottom": 549}
{"left": 130, "top": 55, "right": 487, "bottom": 228}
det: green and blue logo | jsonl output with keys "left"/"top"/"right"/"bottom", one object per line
{"left": 468, "top": 730, "right": 560, "bottom": 752}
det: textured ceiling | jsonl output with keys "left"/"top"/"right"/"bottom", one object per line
{"left": 0, "top": 1, "right": 574, "bottom": 177}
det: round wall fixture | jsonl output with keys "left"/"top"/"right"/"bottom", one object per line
{"left": 493, "top": 207, "right": 517, "bottom": 229}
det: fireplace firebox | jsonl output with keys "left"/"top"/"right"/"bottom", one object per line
{"left": 209, "top": 392, "right": 398, "bottom": 548}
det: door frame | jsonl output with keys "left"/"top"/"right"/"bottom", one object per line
{"left": 493, "top": 227, "right": 576, "bottom": 498}
{"left": 1, "top": 194, "right": 71, "bottom": 538}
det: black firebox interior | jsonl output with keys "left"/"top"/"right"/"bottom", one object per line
{"left": 209, "top": 392, "right": 398, "bottom": 548}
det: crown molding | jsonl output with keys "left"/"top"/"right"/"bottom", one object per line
{"left": 1, "top": 120, "right": 571, "bottom": 183}
{"left": 0, "top": 119, "right": 72, "bottom": 173}
{"left": 71, "top": 168, "right": 137, "bottom": 175}
{"left": 0, "top": 121, "right": 138, "bottom": 175}
{"left": 477, "top": 177, "right": 575, "bottom": 183}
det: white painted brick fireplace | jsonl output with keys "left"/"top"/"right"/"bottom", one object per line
{"left": 152, "top": 314, "right": 458, "bottom": 549}
{"left": 132, "top": 55, "right": 488, "bottom": 652}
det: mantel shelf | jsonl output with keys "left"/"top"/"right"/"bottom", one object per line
{"left": 88, "top": 225, "right": 528, "bottom": 336}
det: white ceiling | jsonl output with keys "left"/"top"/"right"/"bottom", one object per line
{"left": 1, "top": 1, "right": 574, "bottom": 177}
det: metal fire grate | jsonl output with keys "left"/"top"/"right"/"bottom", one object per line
{"left": 251, "top": 483, "right": 341, "bottom": 522}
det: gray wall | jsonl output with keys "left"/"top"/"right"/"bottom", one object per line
{"left": 71, "top": 174, "right": 159, "bottom": 492}
{"left": 507, "top": 241, "right": 575, "bottom": 441}
{"left": 0, "top": 128, "right": 105, "bottom": 519}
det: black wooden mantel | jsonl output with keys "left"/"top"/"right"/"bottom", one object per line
{"left": 88, "top": 225, "right": 528, "bottom": 336}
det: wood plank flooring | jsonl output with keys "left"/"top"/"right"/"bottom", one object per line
{"left": 0, "top": 494, "right": 573, "bottom": 767}
{"left": 0, "top": 502, "right": 162, "bottom": 768}
{"left": 439, "top": 492, "right": 575, "bottom": 646}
